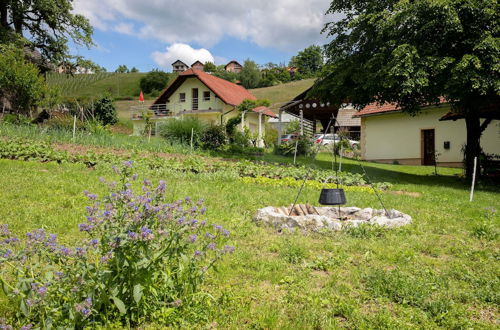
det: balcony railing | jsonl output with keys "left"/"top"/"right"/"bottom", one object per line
{"left": 130, "top": 98, "right": 224, "bottom": 120}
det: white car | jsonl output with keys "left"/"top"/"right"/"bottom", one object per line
{"left": 315, "top": 134, "right": 359, "bottom": 148}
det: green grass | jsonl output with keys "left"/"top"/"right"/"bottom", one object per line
{"left": 47, "top": 72, "right": 154, "bottom": 100}
{"left": 0, "top": 122, "right": 199, "bottom": 155}
{"left": 250, "top": 78, "right": 315, "bottom": 105}
{"left": 0, "top": 150, "right": 498, "bottom": 327}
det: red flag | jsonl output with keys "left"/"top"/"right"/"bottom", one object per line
{"left": 139, "top": 91, "right": 144, "bottom": 102}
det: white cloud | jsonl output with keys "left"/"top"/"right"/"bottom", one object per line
{"left": 73, "top": 0, "right": 337, "bottom": 51}
{"left": 152, "top": 43, "right": 215, "bottom": 69}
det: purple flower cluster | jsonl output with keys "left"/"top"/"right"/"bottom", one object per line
{"left": 75, "top": 297, "right": 93, "bottom": 317}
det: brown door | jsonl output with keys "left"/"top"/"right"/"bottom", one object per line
{"left": 421, "top": 129, "right": 435, "bottom": 165}
{"left": 192, "top": 88, "right": 198, "bottom": 110}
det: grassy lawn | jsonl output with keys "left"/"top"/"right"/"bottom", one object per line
{"left": 0, "top": 153, "right": 498, "bottom": 327}
{"left": 250, "top": 78, "right": 315, "bottom": 105}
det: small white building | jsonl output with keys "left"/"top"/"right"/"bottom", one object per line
{"left": 354, "top": 102, "right": 499, "bottom": 167}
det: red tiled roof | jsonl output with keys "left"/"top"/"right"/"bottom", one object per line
{"left": 353, "top": 102, "right": 401, "bottom": 117}
{"left": 354, "top": 97, "right": 448, "bottom": 117}
{"left": 252, "top": 106, "right": 277, "bottom": 118}
{"left": 179, "top": 69, "right": 255, "bottom": 106}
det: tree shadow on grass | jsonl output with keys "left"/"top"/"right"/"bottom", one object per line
{"left": 255, "top": 152, "right": 500, "bottom": 193}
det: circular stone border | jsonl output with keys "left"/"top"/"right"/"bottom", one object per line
{"left": 253, "top": 206, "right": 412, "bottom": 231}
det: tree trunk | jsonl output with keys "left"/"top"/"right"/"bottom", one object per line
{"left": 0, "top": 1, "right": 8, "bottom": 30}
{"left": 464, "top": 111, "right": 482, "bottom": 179}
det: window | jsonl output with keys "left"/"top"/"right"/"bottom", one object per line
{"left": 203, "top": 91, "right": 210, "bottom": 101}
{"left": 179, "top": 93, "right": 186, "bottom": 102}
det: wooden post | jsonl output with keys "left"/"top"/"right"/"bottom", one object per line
{"left": 72, "top": 115, "right": 77, "bottom": 141}
{"left": 278, "top": 109, "right": 283, "bottom": 145}
{"left": 258, "top": 111, "right": 262, "bottom": 147}
{"left": 293, "top": 139, "right": 299, "bottom": 165}
{"left": 300, "top": 109, "right": 304, "bottom": 136}
{"left": 190, "top": 127, "right": 194, "bottom": 150}
{"left": 241, "top": 111, "right": 246, "bottom": 131}
{"left": 469, "top": 156, "right": 477, "bottom": 202}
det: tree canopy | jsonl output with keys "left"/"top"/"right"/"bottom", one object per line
{"left": 0, "top": 0, "right": 93, "bottom": 66}
{"left": 289, "top": 45, "right": 324, "bottom": 75}
{"left": 0, "top": 44, "right": 51, "bottom": 114}
{"left": 239, "top": 60, "right": 262, "bottom": 89}
{"left": 140, "top": 69, "right": 171, "bottom": 94}
{"left": 313, "top": 0, "right": 499, "bottom": 177}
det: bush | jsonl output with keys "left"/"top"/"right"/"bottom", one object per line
{"left": 158, "top": 117, "right": 206, "bottom": 146}
{"left": 1, "top": 114, "right": 33, "bottom": 126}
{"left": 93, "top": 95, "right": 117, "bottom": 126}
{"left": 140, "top": 70, "right": 170, "bottom": 94}
{"left": 201, "top": 125, "right": 227, "bottom": 150}
{"left": 45, "top": 115, "right": 85, "bottom": 131}
{"left": 0, "top": 162, "right": 234, "bottom": 327}
{"left": 274, "top": 135, "right": 313, "bottom": 157}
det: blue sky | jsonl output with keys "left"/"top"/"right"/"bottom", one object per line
{"left": 72, "top": 0, "right": 337, "bottom": 72}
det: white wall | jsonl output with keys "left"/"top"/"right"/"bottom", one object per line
{"left": 362, "top": 107, "right": 500, "bottom": 164}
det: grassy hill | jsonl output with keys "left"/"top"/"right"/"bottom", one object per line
{"left": 47, "top": 72, "right": 315, "bottom": 105}
{"left": 250, "top": 78, "right": 315, "bottom": 105}
{"left": 46, "top": 72, "right": 150, "bottom": 100}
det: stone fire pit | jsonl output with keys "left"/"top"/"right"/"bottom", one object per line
{"left": 253, "top": 204, "right": 412, "bottom": 231}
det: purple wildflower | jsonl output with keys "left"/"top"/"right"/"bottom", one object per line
{"left": 200, "top": 207, "right": 207, "bottom": 214}
{"left": 78, "top": 223, "right": 94, "bottom": 232}
{"left": 200, "top": 220, "right": 207, "bottom": 227}
{"left": 89, "top": 239, "right": 98, "bottom": 247}
{"left": 55, "top": 272, "right": 63, "bottom": 280}
{"left": 185, "top": 196, "right": 191, "bottom": 202}
{"left": 59, "top": 246, "right": 71, "bottom": 256}
{"left": 20, "top": 324, "right": 33, "bottom": 330}
{"left": 207, "top": 243, "right": 216, "bottom": 250}
{"left": 100, "top": 252, "right": 112, "bottom": 263}
{"left": 177, "top": 216, "right": 186, "bottom": 225}
{"left": 132, "top": 173, "right": 139, "bottom": 180}
{"left": 194, "top": 250, "right": 202, "bottom": 256}
{"left": 141, "top": 226, "right": 153, "bottom": 240}
{"left": 112, "top": 165, "right": 120, "bottom": 174}
{"left": 157, "top": 180, "right": 166, "bottom": 192}
{"left": 188, "top": 234, "right": 197, "bottom": 243}
{"left": 223, "top": 229, "right": 230, "bottom": 237}
{"left": 143, "top": 179, "right": 151, "bottom": 186}
{"left": 75, "top": 247, "right": 86, "bottom": 257}
{"left": 2, "top": 249, "right": 12, "bottom": 258}
{"left": 37, "top": 286, "right": 47, "bottom": 297}
{"left": 99, "top": 177, "right": 106, "bottom": 183}
{"left": 128, "top": 231, "right": 138, "bottom": 240}
{"left": 205, "top": 232, "right": 215, "bottom": 239}
{"left": 223, "top": 245, "right": 236, "bottom": 254}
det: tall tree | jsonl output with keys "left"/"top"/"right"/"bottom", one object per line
{"left": 313, "top": 0, "right": 499, "bottom": 178}
{"left": 238, "top": 59, "right": 261, "bottom": 89}
{"left": 0, "top": 44, "right": 49, "bottom": 114}
{"left": 289, "top": 45, "right": 324, "bottom": 75}
{"left": 0, "top": 0, "right": 93, "bottom": 68}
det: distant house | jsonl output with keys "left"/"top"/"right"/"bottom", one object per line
{"left": 130, "top": 69, "right": 276, "bottom": 146}
{"left": 191, "top": 61, "right": 204, "bottom": 71}
{"left": 225, "top": 60, "right": 242, "bottom": 73}
{"left": 354, "top": 102, "right": 500, "bottom": 167}
{"left": 172, "top": 60, "right": 189, "bottom": 73}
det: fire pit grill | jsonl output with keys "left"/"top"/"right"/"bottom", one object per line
{"left": 254, "top": 204, "right": 412, "bottom": 231}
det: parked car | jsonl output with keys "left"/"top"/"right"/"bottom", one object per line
{"left": 315, "top": 134, "right": 340, "bottom": 145}
{"left": 315, "top": 134, "right": 359, "bottom": 148}
{"left": 280, "top": 134, "right": 299, "bottom": 143}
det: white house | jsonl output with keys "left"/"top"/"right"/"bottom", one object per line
{"left": 354, "top": 102, "right": 499, "bottom": 167}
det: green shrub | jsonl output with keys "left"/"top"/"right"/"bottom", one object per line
{"left": 139, "top": 70, "right": 170, "bottom": 94}
{"left": 201, "top": 125, "right": 227, "bottom": 150}
{"left": 274, "top": 135, "right": 313, "bottom": 157}
{"left": 93, "top": 94, "right": 117, "bottom": 126}
{"left": 45, "top": 115, "right": 85, "bottom": 131}
{"left": 1, "top": 114, "right": 32, "bottom": 125}
{"left": 0, "top": 163, "right": 234, "bottom": 327}
{"left": 158, "top": 117, "right": 206, "bottom": 146}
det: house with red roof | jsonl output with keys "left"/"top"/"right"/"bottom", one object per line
{"left": 130, "top": 68, "right": 276, "bottom": 146}
{"left": 354, "top": 101, "right": 499, "bottom": 167}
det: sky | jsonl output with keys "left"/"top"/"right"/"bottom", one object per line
{"left": 71, "top": 0, "right": 338, "bottom": 72}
